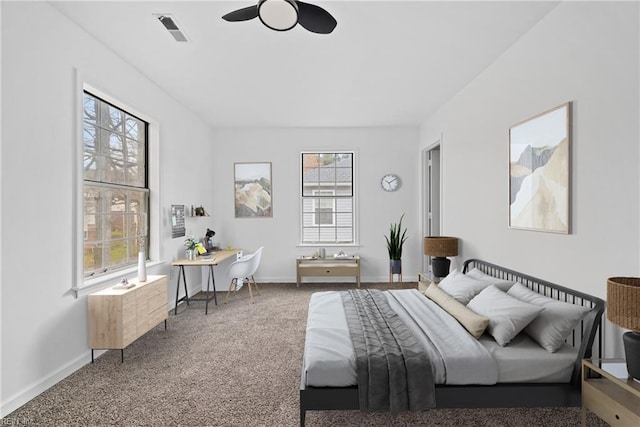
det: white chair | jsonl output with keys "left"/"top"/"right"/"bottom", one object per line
{"left": 224, "top": 247, "right": 263, "bottom": 304}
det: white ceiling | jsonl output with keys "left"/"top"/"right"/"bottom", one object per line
{"left": 51, "top": 1, "right": 559, "bottom": 128}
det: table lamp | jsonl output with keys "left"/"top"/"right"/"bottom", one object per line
{"left": 607, "top": 277, "right": 640, "bottom": 380}
{"left": 423, "top": 236, "right": 459, "bottom": 278}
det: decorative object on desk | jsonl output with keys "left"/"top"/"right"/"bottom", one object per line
{"left": 509, "top": 102, "right": 570, "bottom": 234}
{"left": 385, "top": 214, "right": 407, "bottom": 282}
{"left": 184, "top": 236, "right": 199, "bottom": 260}
{"left": 234, "top": 162, "right": 272, "bottom": 218}
{"left": 170, "top": 204, "right": 186, "bottom": 238}
{"left": 204, "top": 228, "right": 216, "bottom": 252}
{"left": 423, "top": 236, "right": 459, "bottom": 278}
{"left": 607, "top": 277, "right": 640, "bottom": 380}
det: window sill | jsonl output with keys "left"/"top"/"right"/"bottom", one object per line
{"left": 72, "top": 260, "right": 167, "bottom": 298}
{"left": 297, "top": 243, "right": 361, "bottom": 248}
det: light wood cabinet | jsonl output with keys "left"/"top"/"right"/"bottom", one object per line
{"left": 88, "top": 275, "right": 168, "bottom": 361}
{"left": 582, "top": 359, "right": 640, "bottom": 426}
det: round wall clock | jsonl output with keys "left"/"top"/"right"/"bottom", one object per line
{"left": 381, "top": 174, "right": 401, "bottom": 192}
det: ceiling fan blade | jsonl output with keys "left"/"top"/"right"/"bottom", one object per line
{"left": 296, "top": 1, "right": 337, "bottom": 34}
{"left": 222, "top": 5, "right": 259, "bottom": 22}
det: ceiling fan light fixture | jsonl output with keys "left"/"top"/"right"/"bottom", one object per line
{"left": 258, "top": 0, "right": 299, "bottom": 31}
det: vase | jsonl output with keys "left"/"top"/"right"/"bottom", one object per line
{"left": 390, "top": 259, "right": 402, "bottom": 274}
{"left": 137, "top": 251, "right": 147, "bottom": 282}
{"left": 186, "top": 249, "right": 197, "bottom": 261}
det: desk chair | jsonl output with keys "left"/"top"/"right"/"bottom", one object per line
{"left": 224, "top": 247, "right": 263, "bottom": 304}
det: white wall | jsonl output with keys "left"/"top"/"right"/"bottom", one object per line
{"left": 1, "top": 2, "right": 217, "bottom": 414}
{"left": 419, "top": 1, "right": 639, "bottom": 356}
{"left": 209, "top": 127, "right": 421, "bottom": 287}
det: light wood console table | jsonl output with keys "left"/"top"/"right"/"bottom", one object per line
{"left": 296, "top": 256, "right": 360, "bottom": 287}
{"left": 582, "top": 358, "right": 640, "bottom": 426}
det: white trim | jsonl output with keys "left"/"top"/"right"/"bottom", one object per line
{"left": 72, "top": 260, "right": 166, "bottom": 298}
{"left": 1, "top": 351, "right": 89, "bottom": 416}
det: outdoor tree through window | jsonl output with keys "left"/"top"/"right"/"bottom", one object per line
{"left": 83, "top": 92, "right": 149, "bottom": 278}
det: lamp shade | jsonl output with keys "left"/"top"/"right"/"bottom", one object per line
{"left": 607, "top": 277, "right": 640, "bottom": 331}
{"left": 423, "top": 236, "right": 459, "bottom": 258}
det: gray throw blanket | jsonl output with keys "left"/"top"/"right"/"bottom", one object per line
{"left": 341, "top": 289, "right": 435, "bottom": 414}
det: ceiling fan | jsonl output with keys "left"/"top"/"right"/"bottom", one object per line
{"left": 222, "top": 0, "right": 337, "bottom": 34}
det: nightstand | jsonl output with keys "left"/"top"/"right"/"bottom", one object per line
{"left": 582, "top": 359, "right": 640, "bottom": 426}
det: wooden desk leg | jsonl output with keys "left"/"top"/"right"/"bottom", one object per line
{"left": 357, "top": 273, "right": 360, "bottom": 288}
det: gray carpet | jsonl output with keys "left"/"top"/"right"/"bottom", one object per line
{"left": 4, "top": 283, "right": 608, "bottom": 426}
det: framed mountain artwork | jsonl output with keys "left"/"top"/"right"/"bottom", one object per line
{"left": 234, "top": 162, "right": 273, "bottom": 218}
{"left": 509, "top": 102, "right": 571, "bottom": 234}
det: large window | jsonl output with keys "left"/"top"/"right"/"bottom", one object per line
{"left": 301, "top": 152, "right": 354, "bottom": 244}
{"left": 83, "top": 92, "right": 149, "bottom": 278}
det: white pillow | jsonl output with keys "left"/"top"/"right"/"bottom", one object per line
{"left": 437, "top": 269, "right": 492, "bottom": 305}
{"left": 424, "top": 283, "right": 489, "bottom": 339}
{"left": 465, "top": 268, "right": 516, "bottom": 292}
{"left": 507, "top": 283, "right": 591, "bottom": 353}
{"left": 467, "top": 285, "right": 544, "bottom": 346}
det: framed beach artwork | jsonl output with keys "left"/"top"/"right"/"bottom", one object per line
{"left": 234, "top": 162, "right": 273, "bottom": 218}
{"left": 509, "top": 102, "right": 571, "bottom": 233}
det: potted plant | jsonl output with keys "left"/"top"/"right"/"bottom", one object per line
{"left": 385, "top": 214, "right": 408, "bottom": 275}
{"left": 184, "top": 236, "right": 199, "bottom": 260}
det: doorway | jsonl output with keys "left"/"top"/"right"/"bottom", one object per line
{"left": 422, "top": 143, "right": 441, "bottom": 273}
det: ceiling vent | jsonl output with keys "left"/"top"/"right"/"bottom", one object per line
{"left": 155, "top": 14, "right": 189, "bottom": 42}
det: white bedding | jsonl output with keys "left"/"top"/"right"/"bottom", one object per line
{"left": 303, "top": 289, "right": 578, "bottom": 387}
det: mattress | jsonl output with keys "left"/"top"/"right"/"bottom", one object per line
{"left": 303, "top": 289, "right": 578, "bottom": 387}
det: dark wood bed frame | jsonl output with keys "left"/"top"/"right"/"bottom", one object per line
{"left": 299, "top": 259, "right": 606, "bottom": 427}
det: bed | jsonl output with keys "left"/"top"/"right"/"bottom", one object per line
{"left": 299, "top": 259, "right": 605, "bottom": 427}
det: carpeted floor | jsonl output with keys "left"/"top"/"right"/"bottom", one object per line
{"left": 4, "top": 283, "right": 608, "bottom": 426}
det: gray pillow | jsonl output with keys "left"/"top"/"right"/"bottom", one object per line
{"left": 507, "top": 283, "right": 591, "bottom": 353}
{"left": 438, "top": 269, "right": 492, "bottom": 305}
{"left": 467, "top": 285, "right": 544, "bottom": 346}
{"left": 465, "top": 268, "right": 516, "bottom": 292}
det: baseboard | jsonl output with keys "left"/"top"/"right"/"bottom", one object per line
{"left": 1, "top": 351, "right": 90, "bottom": 417}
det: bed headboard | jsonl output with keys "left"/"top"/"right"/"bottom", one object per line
{"left": 462, "top": 258, "right": 606, "bottom": 384}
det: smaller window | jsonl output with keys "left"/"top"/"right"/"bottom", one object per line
{"left": 301, "top": 152, "right": 354, "bottom": 244}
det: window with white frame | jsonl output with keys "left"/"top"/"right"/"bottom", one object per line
{"left": 301, "top": 152, "right": 354, "bottom": 244}
{"left": 82, "top": 91, "right": 149, "bottom": 278}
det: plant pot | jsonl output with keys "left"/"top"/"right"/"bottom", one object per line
{"left": 186, "top": 249, "right": 197, "bottom": 261}
{"left": 390, "top": 259, "right": 402, "bottom": 274}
